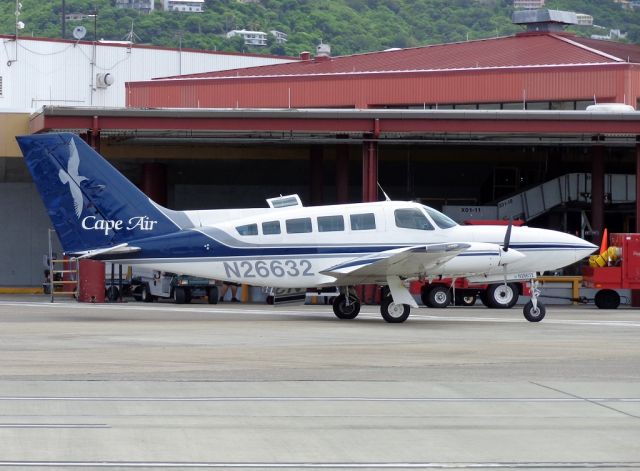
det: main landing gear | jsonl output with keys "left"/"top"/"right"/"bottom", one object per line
{"left": 332, "top": 288, "right": 361, "bottom": 319}
{"left": 331, "top": 286, "right": 412, "bottom": 323}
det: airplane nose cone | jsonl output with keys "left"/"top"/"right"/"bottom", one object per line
{"left": 576, "top": 241, "right": 598, "bottom": 262}
{"left": 499, "top": 248, "right": 526, "bottom": 265}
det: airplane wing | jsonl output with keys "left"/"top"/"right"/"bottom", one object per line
{"left": 320, "top": 242, "right": 470, "bottom": 284}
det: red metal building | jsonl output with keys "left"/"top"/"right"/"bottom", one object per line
{"left": 126, "top": 32, "right": 640, "bottom": 111}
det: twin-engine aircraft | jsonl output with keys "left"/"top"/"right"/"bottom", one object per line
{"left": 17, "top": 133, "right": 597, "bottom": 323}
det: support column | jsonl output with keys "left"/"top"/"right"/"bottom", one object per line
{"left": 336, "top": 144, "right": 349, "bottom": 204}
{"left": 309, "top": 146, "right": 324, "bottom": 206}
{"left": 361, "top": 138, "right": 378, "bottom": 202}
{"left": 360, "top": 138, "right": 379, "bottom": 305}
{"left": 141, "top": 163, "right": 168, "bottom": 207}
{"left": 636, "top": 142, "right": 640, "bottom": 232}
{"left": 633, "top": 141, "right": 640, "bottom": 307}
{"left": 89, "top": 115, "right": 100, "bottom": 152}
{"left": 590, "top": 145, "right": 605, "bottom": 243}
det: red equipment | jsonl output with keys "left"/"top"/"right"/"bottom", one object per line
{"left": 582, "top": 233, "right": 640, "bottom": 309}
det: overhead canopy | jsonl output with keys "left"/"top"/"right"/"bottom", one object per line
{"left": 29, "top": 106, "right": 640, "bottom": 146}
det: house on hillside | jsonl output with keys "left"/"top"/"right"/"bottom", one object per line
{"left": 226, "top": 30, "right": 268, "bottom": 46}
{"left": 163, "top": 0, "right": 204, "bottom": 12}
{"left": 115, "top": 0, "right": 154, "bottom": 13}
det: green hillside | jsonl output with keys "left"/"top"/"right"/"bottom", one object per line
{"left": 1, "top": 0, "right": 639, "bottom": 57}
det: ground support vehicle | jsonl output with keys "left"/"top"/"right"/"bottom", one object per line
{"left": 131, "top": 270, "right": 218, "bottom": 304}
{"left": 105, "top": 263, "right": 133, "bottom": 302}
{"left": 582, "top": 233, "right": 640, "bottom": 309}
{"left": 411, "top": 279, "right": 527, "bottom": 309}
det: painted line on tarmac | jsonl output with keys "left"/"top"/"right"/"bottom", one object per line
{"left": 0, "top": 460, "right": 639, "bottom": 468}
{"left": 0, "top": 395, "right": 638, "bottom": 403}
{"left": 2, "top": 301, "right": 640, "bottom": 328}
{"left": 0, "top": 423, "right": 108, "bottom": 428}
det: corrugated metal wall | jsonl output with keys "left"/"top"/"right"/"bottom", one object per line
{"left": 127, "top": 65, "right": 639, "bottom": 109}
{"left": 0, "top": 37, "right": 293, "bottom": 110}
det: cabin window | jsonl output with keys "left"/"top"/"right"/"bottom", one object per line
{"left": 286, "top": 217, "right": 312, "bottom": 234}
{"left": 262, "top": 220, "right": 281, "bottom": 235}
{"left": 395, "top": 208, "right": 434, "bottom": 230}
{"left": 236, "top": 223, "right": 258, "bottom": 236}
{"left": 423, "top": 206, "right": 457, "bottom": 229}
{"left": 317, "top": 215, "right": 344, "bottom": 232}
{"left": 350, "top": 213, "right": 376, "bottom": 231}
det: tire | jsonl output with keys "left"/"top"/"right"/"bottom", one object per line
{"left": 523, "top": 301, "right": 546, "bottom": 322}
{"left": 141, "top": 284, "right": 154, "bottom": 303}
{"left": 207, "top": 286, "right": 219, "bottom": 304}
{"left": 174, "top": 286, "right": 187, "bottom": 304}
{"left": 486, "top": 283, "right": 519, "bottom": 309}
{"left": 380, "top": 296, "right": 410, "bottom": 323}
{"left": 425, "top": 285, "right": 451, "bottom": 308}
{"left": 594, "top": 289, "right": 620, "bottom": 309}
{"left": 455, "top": 293, "right": 477, "bottom": 306}
{"left": 420, "top": 286, "right": 430, "bottom": 306}
{"left": 332, "top": 293, "right": 360, "bottom": 320}
{"left": 106, "top": 285, "right": 119, "bottom": 302}
{"left": 479, "top": 290, "right": 490, "bottom": 308}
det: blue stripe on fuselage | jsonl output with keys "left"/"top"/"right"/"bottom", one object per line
{"left": 94, "top": 229, "right": 593, "bottom": 263}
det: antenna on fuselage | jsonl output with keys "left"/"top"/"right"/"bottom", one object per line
{"left": 377, "top": 182, "right": 391, "bottom": 201}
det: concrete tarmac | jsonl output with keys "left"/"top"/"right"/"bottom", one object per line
{"left": 0, "top": 296, "right": 639, "bottom": 470}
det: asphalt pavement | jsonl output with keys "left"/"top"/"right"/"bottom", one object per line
{"left": 0, "top": 295, "right": 638, "bottom": 470}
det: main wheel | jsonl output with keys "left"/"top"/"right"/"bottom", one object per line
{"left": 141, "top": 284, "right": 154, "bottom": 303}
{"left": 380, "top": 296, "right": 410, "bottom": 323}
{"left": 486, "top": 283, "right": 519, "bottom": 309}
{"left": 455, "top": 292, "right": 477, "bottom": 306}
{"left": 594, "top": 289, "right": 620, "bottom": 309}
{"left": 207, "top": 286, "right": 219, "bottom": 304}
{"left": 174, "top": 286, "right": 187, "bottom": 304}
{"left": 106, "top": 286, "right": 119, "bottom": 302}
{"left": 425, "top": 285, "right": 451, "bottom": 308}
{"left": 479, "top": 290, "right": 490, "bottom": 308}
{"left": 523, "top": 300, "right": 546, "bottom": 322}
{"left": 332, "top": 293, "right": 360, "bottom": 319}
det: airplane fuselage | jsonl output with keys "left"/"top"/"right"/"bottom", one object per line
{"left": 106, "top": 200, "right": 595, "bottom": 288}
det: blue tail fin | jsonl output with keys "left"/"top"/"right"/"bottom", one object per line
{"left": 17, "top": 133, "right": 181, "bottom": 254}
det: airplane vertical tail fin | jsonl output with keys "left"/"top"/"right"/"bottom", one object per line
{"left": 17, "top": 133, "right": 182, "bottom": 254}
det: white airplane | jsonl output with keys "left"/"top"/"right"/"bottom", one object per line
{"left": 17, "top": 133, "right": 597, "bottom": 323}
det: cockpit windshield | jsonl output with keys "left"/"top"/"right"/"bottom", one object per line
{"left": 422, "top": 206, "right": 458, "bottom": 229}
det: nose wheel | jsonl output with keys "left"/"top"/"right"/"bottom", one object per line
{"left": 523, "top": 279, "right": 545, "bottom": 322}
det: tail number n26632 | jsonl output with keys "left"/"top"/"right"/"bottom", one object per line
{"left": 223, "top": 260, "right": 314, "bottom": 279}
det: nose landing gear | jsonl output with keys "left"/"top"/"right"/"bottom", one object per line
{"left": 523, "top": 279, "right": 546, "bottom": 322}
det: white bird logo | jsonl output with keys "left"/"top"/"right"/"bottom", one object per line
{"left": 58, "top": 138, "right": 88, "bottom": 219}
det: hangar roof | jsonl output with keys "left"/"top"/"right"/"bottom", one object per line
{"left": 167, "top": 33, "right": 640, "bottom": 81}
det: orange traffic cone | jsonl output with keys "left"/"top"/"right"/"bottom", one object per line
{"left": 600, "top": 228, "right": 608, "bottom": 254}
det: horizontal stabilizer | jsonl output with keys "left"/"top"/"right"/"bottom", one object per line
{"left": 75, "top": 243, "right": 141, "bottom": 259}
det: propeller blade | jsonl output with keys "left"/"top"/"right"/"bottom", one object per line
{"left": 503, "top": 218, "right": 513, "bottom": 252}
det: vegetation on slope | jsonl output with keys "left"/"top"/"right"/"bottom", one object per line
{"left": 1, "top": 0, "right": 638, "bottom": 57}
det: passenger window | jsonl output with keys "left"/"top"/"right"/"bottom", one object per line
{"left": 236, "top": 223, "right": 258, "bottom": 236}
{"left": 262, "top": 220, "right": 281, "bottom": 235}
{"left": 350, "top": 213, "right": 376, "bottom": 231}
{"left": 286, "top": 217, "right": 312, "bottom": 234}
{"left": 395, "top": 208, "right": 434, "bottom": 230}
{"left": 317, "top": 215, "right": 344, "bottom": 232}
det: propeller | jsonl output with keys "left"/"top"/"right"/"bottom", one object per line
{"left": 502, "top": 218, "right": 513, "bottom": 252}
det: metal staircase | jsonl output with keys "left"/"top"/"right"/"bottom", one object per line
{"left": 444, "top": 173, "right": 636, "bottom": 223}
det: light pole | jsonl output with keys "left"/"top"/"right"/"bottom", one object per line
{"left": 62, "top": 0, "right": 66, "bottom": 38}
